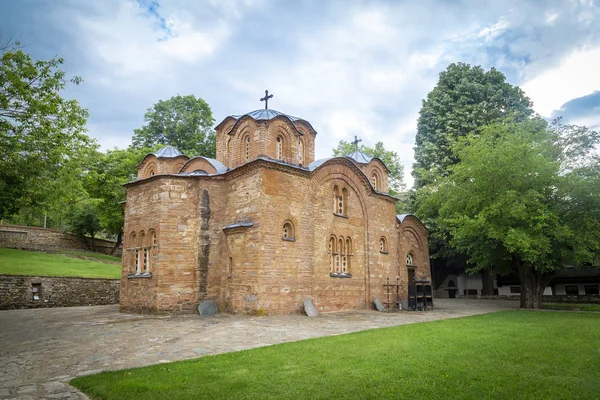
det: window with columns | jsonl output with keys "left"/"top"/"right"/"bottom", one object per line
{"left": 328, "top": 235, "right": 353, "bottom": 277}
{"left": 333, "top": 185, "right": 348, "bottom": 216}
{"left": 276, "top": 136, "right": 283, "bottom": 160}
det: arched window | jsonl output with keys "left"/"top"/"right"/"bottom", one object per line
{"left": 150, "top": 170, "right": 155, "bottom": 176}
{"left": 333, "top": 186, "right": 348, "bottom": 216}
{"left": 371, "top": 174, "right": 378, "bottom": 190}
{"left": 338, "top": 238, "right": 344, "bottom": 274}
{"left": 129, "top": 232, "right": 137, "bottom": 274}
{"left": 406, "top": 253, "right": 414, "bottom": 266}
{"left": 276, "top": 136, "right": 283, "bottom": 160}
{"left": 227, "top": 139, "right": 232, "bottom": 164}
{"left": 379, "top": 237, "right": 388, "bottom": 253}
{"left": 341, "top": 188, "right": 348, "bottom": 216}
{"left": 245, "top": 136, "right": 251, "bottom": 161}
{"left": 139, "top": 232, "right": 146, "bottom": 273}
{"left": 345, "top": 237, "right": 352, "bottom": 273}
{"left": 282, "top": 221, "right": 295, "bottom": 241}
{"left": 328, "top": 236, "right": 337, "bottom": 273}
{"left": 298, "top": 139, "right": 304, "bottom": 165}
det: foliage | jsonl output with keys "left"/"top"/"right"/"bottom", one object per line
{"left": 333, "top": 140, "right": 405, "bottom": 193}
{"left": 413, "top": 62, "right": 534, "bottom": 188}
{"left": 66, "top": 200, "right": 101, "bottom": 250}
{"left": 71, "top": 311, "right": 600, "bottom": 399}
{"left": 0, "top": 248, "right": 120, "bottom": 278}
{"left": 132, "top": 94, "right": 216, "bottom": 157}
{"left": 418, "top": 119, "right": 600, "bottom": 307}
{"left": 0, "top": 39, "right": 95, "bottom": 220}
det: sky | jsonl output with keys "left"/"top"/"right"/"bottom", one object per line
{"left": 2, "top": 0, "right": 599, "bottom": 188}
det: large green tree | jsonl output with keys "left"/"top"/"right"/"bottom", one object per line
{"left": 132, "top": 94, "right": 215, "bottom": 157}
{"left": 333, "top": 140, "right": 405, "bottom": 193}
{"left": 418, "top": 118, "right": 600, "bottom": 308}
{"left": 0, "top": 39, "right": 94, "bottom": 220}
{"left": 413, "top": 63, "right": 534, "bottom": 188}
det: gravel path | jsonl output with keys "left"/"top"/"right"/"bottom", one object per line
{"left": 0, "top": 299, "right": 518, "bottom": 399}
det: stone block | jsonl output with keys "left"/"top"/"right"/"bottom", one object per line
{"left": 303, "top": 298, "right": 318, "bottom": 317}
{"left": 197, "top": 300, "right": 218, "bottom": 317}
{"left": 374, "top": 298, "right": 386, "bottom": 312}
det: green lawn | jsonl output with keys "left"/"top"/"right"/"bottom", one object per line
{"left": 71, "top": 311, "right": 600, "bottom": 400}
{"left": 0, "top": 248, "right": 121, "bottom": 279}
{"left": 542, "top": 302, "right": 600, "bottom": 312}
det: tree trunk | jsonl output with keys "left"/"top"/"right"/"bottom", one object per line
{"left": 111, "top": 231, "right": 123, "bottom": 256}
{"left": 90, "top": 233, "right": 97, "bottom": 252}
{"left": 82, "top": 236, "right": 91, "bottom": 251}
{"left": 518, "top": 264, "right": 547, "bottom": 309}
{"left": 481, "top": 269, "right": 495, "bottom": 296}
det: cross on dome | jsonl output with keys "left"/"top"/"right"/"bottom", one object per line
{"left": 260, "top": 90, "right": 273, "bottom": 110}
{"left": 352, "top": 135, "right": 362, "bottom": 151}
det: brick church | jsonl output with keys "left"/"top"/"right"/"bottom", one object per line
{"left": 120, "top": 98, "right": 431, "bottom": 314}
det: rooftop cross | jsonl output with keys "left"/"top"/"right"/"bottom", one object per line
{"left": 260, "top": 90, "right": 273, "bottom": 110}
{"left": 352, "top": 135, "right": 362, "bottom": 151}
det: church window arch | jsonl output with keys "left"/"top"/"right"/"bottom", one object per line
{"left": 227, "top": 138, "right": 232, "bottom": 164}
{"left": 139, "top": 232, "right": 146, "bottom": 273}
{"left": 328, "top": 235, "right": 337, "bottom": 273}
{"left": 338, "top": 238, "right": 344, "bottom": 274}
{"left": 144, "top": 162, "right": 157, "bottom": 178}
{"left": 345, "top": 237, "right": 352, "bottom": 273}
{"left": 333, "top": 185, "right": 349, "bottom": 216}
{"left": 243, "top": 135, "right": 251, "bottom": 161}
{"left": 341, "top": 188, "right": 348, "bottom": 215}
{"left": 371, "top": 173, "right": 378, "bottom": 191}
{"left": 282, "top": 221, "right": 295, "bottom": 241}
{"left": 379, "top": 236, "right": 388, "bottom": 254}
{"left": 406, "top": 252, "right": 415, "bottom": 266}
{"left": 276, "top": 135, "right": 283, "bottom": 160}
{"left": 298, "top": 139, "right": 304, "bottom": 165}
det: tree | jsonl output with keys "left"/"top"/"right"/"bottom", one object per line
{"left": 0, "top": 39, "right": 94, "bottom": 220}
{"left": 413, "top": 63, "right": 534, "bottom": 188}
{"left": 418, "top": 118, "right": 600, "bottom": 308}
{"left": 333, "top": 141, "right": 405, "bottom": 193}
{"left": 67, "top": 200, "right": 101, "bottom": 251}
{"left": 132, "top": 95, "right": 216, "bottom": 157}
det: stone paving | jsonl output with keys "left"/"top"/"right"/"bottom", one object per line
{"left": 0, "top": 299, "right": 518, "bottom": 399}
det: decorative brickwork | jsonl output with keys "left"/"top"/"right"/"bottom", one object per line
{"left": 120, "top": 108, "right": 431, "bottom": 315}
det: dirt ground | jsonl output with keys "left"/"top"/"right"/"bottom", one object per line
{"left": 0, "top": 298, "right": 518, "bottom": 399}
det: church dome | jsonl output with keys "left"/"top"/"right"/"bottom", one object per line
{"left": 153, "top": 145, "right": 184, "bottom": 158}
{"left": 346, "top": 150, "right": 373, "bottom": 164}
{"left": 232, "top": 109, "right": 301, "bottom": 122}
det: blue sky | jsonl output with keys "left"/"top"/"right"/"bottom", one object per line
{"left": 2, "top": 0, "right": 599, "bottom": 187}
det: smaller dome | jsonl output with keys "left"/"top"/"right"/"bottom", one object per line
{"left": 346, "top": 151, "right": 373, "bottom": 164}
{"left": 153, "top": 146, "right": 184, "bottom": 158}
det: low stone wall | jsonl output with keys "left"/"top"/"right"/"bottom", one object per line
{"left": 0, "top": 224, "right": 122, "bottom": 257}
{"left": 542, "top": 294, "right": 600, "bottom": 304}
{"left": 0, "top": 275, "right": 120, "bottom": 310}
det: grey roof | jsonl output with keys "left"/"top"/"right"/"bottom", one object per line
{"left": 346, "top": 150, "right": 373, "bottom": 164}
{"left": 223, "top": 221, "right": 254, "bottom": 230}
{"left": 153, "top": 146, "right": 184, "bottom": 158}
{"left": 308, "top": 157, "right": 334, "bottom": 171}
{"left": 397, "top": 214, "right": 411, "bottom": 223}
{"left": 182, "top": 170, "right": 208, "bottom": 176}
{"left": 179, "top": 156, "right": 229, "bottom": 175}
{"left": 202, "top": 157, "right": 228, "bottom": 174}
{"left": 231, "top": 109, "right": 301, "bottom": 121}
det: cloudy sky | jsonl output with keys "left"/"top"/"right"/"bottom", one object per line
{"left": 2, "top": 0, "right": 599, "bottom": 187}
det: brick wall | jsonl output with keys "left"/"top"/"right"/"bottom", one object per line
{"left": 0, "top": 275, "right": 120, "bottom": 310}
{"left": 0, "top": 225, "right": 122, "bottom": 257}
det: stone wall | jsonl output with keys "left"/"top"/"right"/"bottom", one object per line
{"left": 0, "top": 224, "right": 122, "bottom": 257}
{"left": 0, "top": 275, "right": 120, "bottom": 310}
{"left": 542, "top": 294, "right": 600, "bottom": 304}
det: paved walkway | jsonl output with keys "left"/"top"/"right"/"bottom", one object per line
{"left": 0, "top": 299, "right": 518, "bottom": 399}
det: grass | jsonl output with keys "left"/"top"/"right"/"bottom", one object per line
{"left": 542, "top": 302, "right": 600, "bottom": 312}
{"left": 71, "top": 311, "right": 600, "bottom": 400}
{"left": 54, "top": 250, "right": 121, "bottom": 264}
{"left": 0, "top": 248, "right": 121, "bottom": 279}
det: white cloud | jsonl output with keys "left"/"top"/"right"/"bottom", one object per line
{"left": 523, "top": 47, "right": 600, "bottom": 116}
